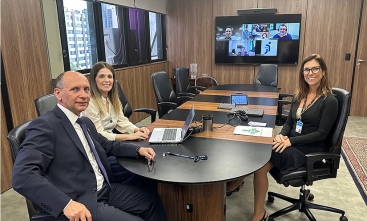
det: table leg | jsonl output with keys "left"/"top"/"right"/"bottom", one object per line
{"left": 158, "top": 182, "right": 226, "bottom": 221}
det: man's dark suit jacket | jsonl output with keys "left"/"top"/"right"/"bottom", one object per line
{"left": 12, "top": 106, "right": 139, "bottom": 217}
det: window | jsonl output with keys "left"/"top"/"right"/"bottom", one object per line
{"left": 57, "top": 0, "right": 166, "bottom": 72}
{"left": 149, "top": 12, "right": 164, "bottom": 60}
{"left": 101, "top": 3, "right": 126, "bottom": 65}
{"left": 58, "top": 0, "right": 98, "bottom": 71}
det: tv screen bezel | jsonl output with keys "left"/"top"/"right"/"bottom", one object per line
{"left": 215, "top": 14, "right": 302, "bottom": 65}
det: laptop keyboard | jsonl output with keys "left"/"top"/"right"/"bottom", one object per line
{"left": 162, "top": 129, "right": 177, "bottom": 140}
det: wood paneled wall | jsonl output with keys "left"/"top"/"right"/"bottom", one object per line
{"left": 1, "top": 0, "right": 52, "bottom": 191}
{"left": 302, "top": 0, "right": 361, "bottom": 92}
{"left": 1, "top": 0, "right": 52, "bottom": 127}
{"left": 1, "top": 96, "right": 13, "bottom": 192}
{"left": 166, "top": 0, "right": 213, "bottom": 78}
{"left": 167, "top": 0, "right": 362, "bottom": 97}
{"left": 114, "top": 61, "right": 170, "bottom": 123}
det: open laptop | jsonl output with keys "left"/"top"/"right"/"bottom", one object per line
{"left": 230, "top": 107, "right": 264, "bottom": 117}
{"left": 149, "top": 105, "right": 195, "bottom": 144}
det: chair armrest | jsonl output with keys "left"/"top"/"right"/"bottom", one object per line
{"left": 305, "top": 152, "right": 340, "bottom": 185}
{"left": 134, "top": 108, "right": 157, "bottom": 123}
{"left": 277, "top": 100, "right": 291, "bottom": 115}
{"left": 178, "top": 92, "right": 196, "bottom": 97}
{"left": 177, "top": 96, "right": 193, "bottom": 105}
{"left": 192, "top": 86, "right": 206, "bottom": 91}
{"left": 279, "top": 93, "right": 294, "bottom": 100}
{"left": 158, "top": 102, "right": 178, "bottom": 110}
{"left": 278, "top": 100, "right": 291, "bottom": 107}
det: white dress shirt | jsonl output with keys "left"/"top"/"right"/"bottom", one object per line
{"left": 58, "top": 104, "right": 104, "bottom": 191}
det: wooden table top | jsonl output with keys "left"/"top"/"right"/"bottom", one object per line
{"left": 118, "top": 84, "right": 279, "bottom": 184}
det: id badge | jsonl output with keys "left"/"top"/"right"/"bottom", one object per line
{"left": 295, "top": 120, "right": 303, "bottom": 134}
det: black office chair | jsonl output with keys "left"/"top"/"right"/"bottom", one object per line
{"left": 194, "top": 76, "right": 218, "bottom": 94}
{"left": 7, "top": 121, "right": 68, "bottom": 221}
{"left": 174, "top": 66, "right": 197, "bottom": 97}
{"left": 254, "top": 64, "right": 278, "bottom": 87}
{"left": 253, "top": 64, "right": 293, "bottom": 125}
{"left": 276, "top": 95, "right": 293, "bottom": 126}
{"left": 115, "top": 80, "right": 156, "bottom": 123}
{"left": 34, "top": 94, "right": 57, "bottom": 116}
{"left": 267, "top": 88, "right": 350, "bottom": 221}
{"left": 151, "top": 71, "right": 193, "bottom": 118}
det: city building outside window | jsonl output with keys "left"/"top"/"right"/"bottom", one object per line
{"left": 101, "top": 3, "right": 126, "bottom": 66}
{"left": 60, "top": 0, "right": 98, "bottom": 71}
{"left": 149, "top": 12, "right": 164, "bottom": 60}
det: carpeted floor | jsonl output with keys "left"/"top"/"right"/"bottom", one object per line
{"left": 341, "top": 137, "right": 367, "bottom": 205}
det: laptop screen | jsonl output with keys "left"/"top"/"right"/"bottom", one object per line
{"left": 181, "top": 105, "right": 195, "bottom": 139}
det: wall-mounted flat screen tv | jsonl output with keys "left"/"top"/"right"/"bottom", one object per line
{"left": 215, "top": 14, "right": 301, "bottom": 65}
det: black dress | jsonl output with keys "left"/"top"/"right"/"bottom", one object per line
{"left": 270, "top": 93, "right": 338, "bottom": 174}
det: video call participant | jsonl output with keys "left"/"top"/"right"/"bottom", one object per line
{"left": 273, "top": 24, "right": 293, "bottom": 40}
{"left": 12, "top": 71, "right": 168, "bottom": 221}
{"left": 261, "top": 32, "right": 269, "bottom": 39}
{"left": 224, "top": 27, "right": 233, "bottom": 40}
{"left": 239, "top": 47, "right": 249, "bottom": 56}
{"left": 243, "top": 25, "right": 250, "bottom": 39}
{"left": 249, "top": 54, "right": 338, "bottom": 221}
{"left": 83, "top": 61, "right": 154, "bottom": 188}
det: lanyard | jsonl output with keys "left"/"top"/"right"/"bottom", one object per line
{"left": 299, "top": 94, "right": 319, "bottom": 120}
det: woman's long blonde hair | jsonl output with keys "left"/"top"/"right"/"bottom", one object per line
{"left": 294, "top": 54, "right": 332, "bottom": 102}
{"left": 89, "top": 62, "right": 121, "bottom": 116}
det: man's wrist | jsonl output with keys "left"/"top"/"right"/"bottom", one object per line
{"left": 136, "top": 147, "right": 141, "bottom": 156}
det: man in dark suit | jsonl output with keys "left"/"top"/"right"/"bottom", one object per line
{"left": 12, "top": 71, "right": 168, "bottom": 221}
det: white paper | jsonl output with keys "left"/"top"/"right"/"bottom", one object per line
{"left": 233, "top": 126, "right": 273, "bottom": 137}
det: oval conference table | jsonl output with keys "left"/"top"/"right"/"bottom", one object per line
{"left": 117, "top": 84, "right": 279, "bottom": 221}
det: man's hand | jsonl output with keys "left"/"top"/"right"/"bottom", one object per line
{"left": 138, "top": 147, "right": 156, "bottom": 160}
{"left": 63, "top": 200, "right": 92, "bottom": 221}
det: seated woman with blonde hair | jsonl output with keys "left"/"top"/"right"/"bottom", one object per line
{"left": 83, "top": 61, "right": 153, "bottom": 187}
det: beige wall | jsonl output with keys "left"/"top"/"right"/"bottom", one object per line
{"left": 42, "top": 0, "right": 64, "bottom": 81}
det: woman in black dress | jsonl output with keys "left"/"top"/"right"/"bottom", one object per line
{"left": 250, "top": 54, "right": 338, "bottom": 221}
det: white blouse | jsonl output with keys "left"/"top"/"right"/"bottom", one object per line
{"left": 82, "top": 96, "right": 137, "bottom": 141}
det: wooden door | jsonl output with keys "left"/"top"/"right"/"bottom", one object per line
{"left": 350, "top": 2, "right": 367, "bottom": 116}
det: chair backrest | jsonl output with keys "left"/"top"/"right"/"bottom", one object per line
{"left": 7, "top": 121, "right": 40, "bottom": 218}
{"left": 195, "top": 76, "right": 218, "bottom": 88}
{"left": 34, "top": 94, "right": 58, "bottom": 116}
{"left": 325, "top": 88, "right": 351, "bottom": 154}
{"left": 7, "top": 121, "right": 69, "bottom": 220}
{"left": 253, "top": 64, "right": 278, "bottom": 87}
{"left": 151, "top": 71, "right": 177, "bottom": 117}
{"left": 115, "top": 80, "right": 132, "bottom": 118}
{"left": 175, "top": 66, "right": 191, "bottom": 94}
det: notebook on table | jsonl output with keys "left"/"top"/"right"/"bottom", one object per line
{"left": 149, "top": 105, "right": 195, "bottom": 144}
{"left": 230, "top": 107, "right": 264, "bottom": 117}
